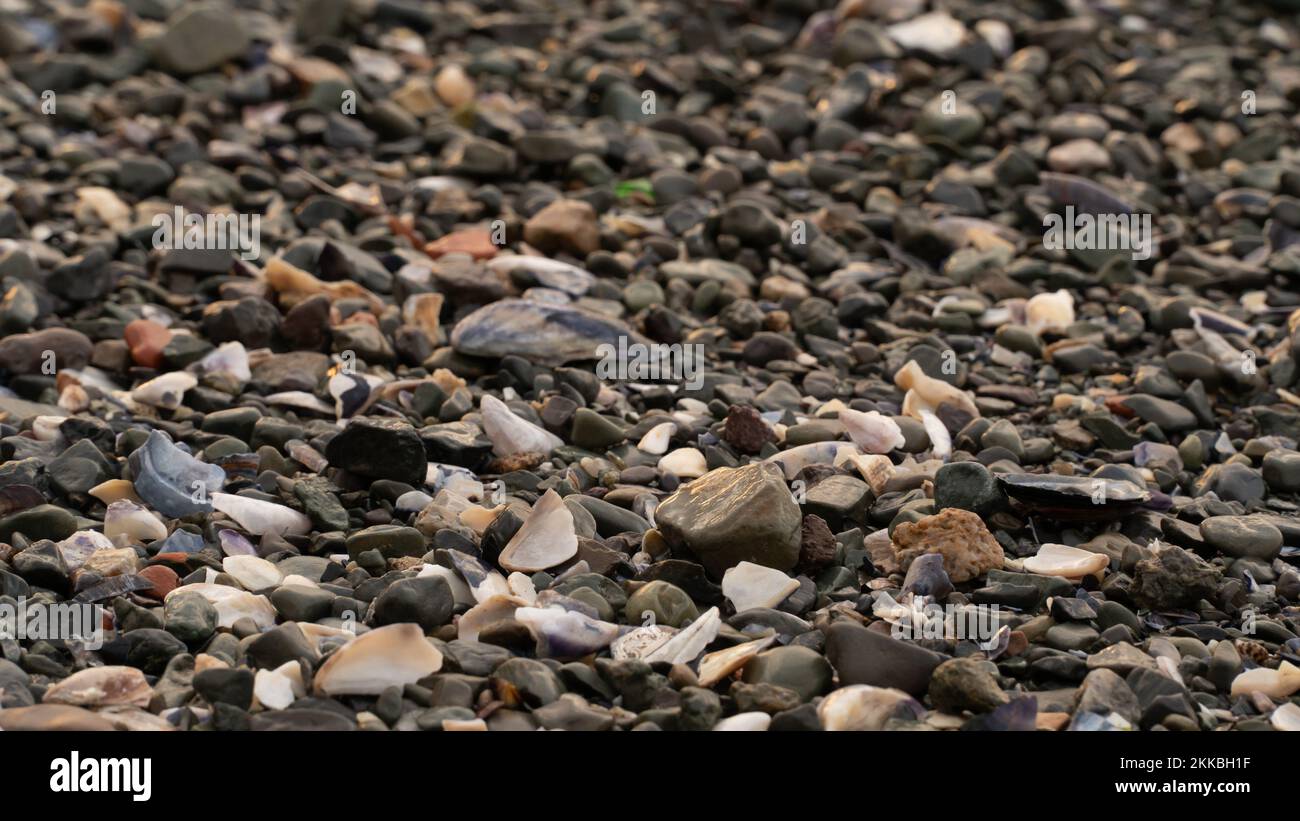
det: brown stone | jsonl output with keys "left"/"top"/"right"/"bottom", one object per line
{"left": 797, "top": 514, "right": 837, "bottom": 573}
{"left": 124, "top": 318, "right": 173, "bottom": 368}
{"left": 425, "top": 228, "right": 498, "bottom": 260}
{"left": 522, "top": 199, "right": 600, "bottom": 256}
{"left": 722, "top": 404, "right": 773, "bottom": 454}
{"left": 890, "top": 508, "right": 1004, "bottom": 583}
{"left": 137, "top": 565, "right": 179, "bottom": 600}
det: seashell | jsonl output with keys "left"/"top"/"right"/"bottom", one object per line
{"left": 130, "top": 371, "right": 197, "bottom": 409}
{"left": 88, "top": 479, "right": 142, "bottom": 506}
{"left": 191, "top": 341, "right": 251, "bottom": 385}
{"left": 697, "top": 635, "right": 775, "bottom": 687}
{"left": 644, "top": 607, "right": 721, "bottom": 665}
{"left": 848, "top": 454, "right": 894, "bottom": 495}
{"left": 895, "top": 360, "right": 980, "bottom": 420}
{"left": 1025, "top": 289, "right": 1075, "bottom": 336}
{"left": 451, "top": 298, "right": 644, "bottom": 366}
{"left": 818, "top": 684, "right": 925, "bottom": 731}
{"left": 314, "top": 623, "right": 443, "bottom": 696}
{"left": 713, "top": 712, "right": 772, "bottom": 731}
{"left": 610, "top": 625, "right": 678, "bottom": 660}
{"left": 128, "top": 430, "right": 225, "bottom": 518}
{"left": 211, "top": 492, "right": 311, "bottom": 537}
{"left": 764, "top": 441, "right": 861, "bottom": 480}
{"left": 637, "top": 421, "right": 676, "bottom": 454}
{"left": 396, "top": 490, "right": 434, "bottom": 514}
{"left": 169, "top": 583, "right": 277, "bottom": 629}
{"left": 43, "top": 666, "right": 152, "bottom": 708}
{"left": 918, "top": 408, "right": 952, "bottom": 461}
{"left": 57, "top": 530, "right": 114, "bottom": 572}
{"left": 480, "top": 394, "right": 562, "bottom": 458}
{"left": 254, "top": 666, "right": 300, "bottom": 711}
{"left": 507, "top": 571, "right": 538, "bottom": 604}
{"left": 222, "top": 555, "right": 284, "bottom": 590}
{"left": 486, "top": 255, "right": 595, "bottom": 296}
{"left": 888, "top": 11, "right": 966, "bottom": 56}
{"left": 265, "top": 256, "right": 383, "bottom": 313}
{"left": 1271, "top": 701, "right": 1300, "bottom": 731}
{"left": 722, "top": 562, "right": 800, "bottom": 613}
{"left": 459, "top": 504, "right": 502, "bottom": 535}
{"left": 1230, "top": 660, "right": 1300, "bottom": 699}
{"left": 498, "top": 489, "right": 578, "bottom": 573}
{"left": 1022, "top": 543, "right": 1109, "bottom": 581}
{"left": 218, "top": 529, "right": 258, "bottom": 556}
{"left": 402, "top": 292, "right": 445, "bottom": 339}
{"left": 329, "top": 372, "right": 376, "bottom": 419}
{"left": 659, "top": 447, "right": 707, "bottom": 479}
{"left": 457, "top": 594, "right": 529, "bottom": 641}
{"left": 31, "top": 415, "right": 64, "bottom": 442}
{"left": 839, "top": 408, "right": 905, "bottom": 454}
{"left": 103, "top": 499, "right": 167, "bottom": 545}
{"left": 264, "top": 391, "right": 336, "bottom": 415}
{"left": 514, "top": 606, "right": 621, "bottom": 659}
{"left": 416, "top": 564, "right": 475, "bottom": 606}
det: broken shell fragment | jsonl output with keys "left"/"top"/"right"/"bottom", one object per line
{"left": 722, "top": 562, "right": 800, "bottom": 613}
{"left": 211, "top": 492, "right": 312, "bottom": 536}
{"left": 498, "top": 489, "right": 578, "bottom": 573}
{"left": 1022, "top": 543, "right": 1110, "bottom": 581}
{"left": 839, "top": 408, "right": 905, "bottom": 454}
{"left": 314, "top": 623, "right": 444, "bottom": 696}
{"left": 480, "top": 394, "right": 562, "bottom": 458}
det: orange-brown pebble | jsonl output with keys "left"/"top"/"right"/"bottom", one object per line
{"left": 424, "top": 228, "right": 498, "bottom": 260}
{"left": 137, "top": 565, "right": 180, "bottom": 600}
{"left": 124, "top": 319, "right": 172, "bottom": 369}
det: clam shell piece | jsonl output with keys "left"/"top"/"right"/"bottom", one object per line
{"left": 918, "top": 408, "right": 952, "bottom": 461}
{"left": 480, "top": 394, "right": 562, "bottom": 458}
{"left": 659, "top": 447, "right": 707, "bottom": 479}
{"left": 314, "top": 623, "right": 444, "bottom": 696}
{"left": 722, "top": 562, "right": 800, "bottom": 613}
{"left": 192, "top": 341, "right": 251, "bottom": 383}
{"left": 1271, "top": 701, "right": 1300, "bottom": 731}
{"left": 1022, "top": 543, "right": 1109, "bottom": 580}
{"left": 222, "top": 555, "right": 283, "bottom": 590}
{"left": 1025, "top": 289, "right": 1075, "bottom": 335}
{"left": 254, "top": 666, "right": 301, "bottom": 711}
{"left": 1230, "top": 661, "right": 1300, "bottom": 699}
{"left": 644, "top": 607, "right": 721, "bottom": 665}
{"left": 818, "top": 684, "right": 925, "bottom": 731}
{"left": 514, "top": 606, "right": 620, "bottom": 659}
{"left": 713, "top": 712, "right": 772, "bottom": 731}
{"left": 211, "top": 492, "right": 311, "bottom": 537}
{"left": 43, "top": 666, "right": 152, "bottom": 708}
{"left": 498, "top": 489, "right": 578, "bottom": 573}
{"left": 57, "top": 530, "right": 114, "bottom": 572}
{"left": 130, "top": 371, "right": 197, "bottom": 409}
{"left": 169, "top": 583, "right": 277, "bottom": 629}
{"left": 839, "top": 408, "right": 905, "bottom": 454}
{"left": 764, "top": 441, "right": 861, "bottom": 480}
{"left": 129, "top": 429, "right": 225, "bottom": 517}
{"left": 103, "top": 499, "right": 167, "bottom": 544}
{"left": 637, "top": 421, "right": 676, "bottom": 454}
{"left": 697, "top": 635, "right": 775, "bottom": 688}
{"left": 457, "top": 595, "right": 529, "bottom": 641}
{"left": 848, "top": 454, "right": 894, "bottom": 495}
{"left": 402, "top": 292, "right": 445, "bottom": 339}
{"left": 610, "top": 625, "right": 678, "bottom": 660}
{"left": 89, "top": 479, "right": 142, "bottom": 506}
{"left": 895, "top": 360, "right": 979, "bottom": 419}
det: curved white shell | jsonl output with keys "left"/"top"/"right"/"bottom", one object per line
{"left": 480, "top": 394, "right": 562, "bottom": 458}
{"left": 314, "top": 623, "right": 443, "bottom": 696}
{"left": 211, "top": 492, "right": 312, "bottom": 537}
{"left": 1022, "top": 543, "right": 1109, "bottom": 580}
{"left": 498, "top": 489, "right": 578, "bottom": 573}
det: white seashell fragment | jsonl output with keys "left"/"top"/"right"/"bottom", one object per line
{"left": 659, "top": 447, "right": 707, "bottom": 479}
{"left": 254, "top": 666, "right": 299, "bottom": 711}
{"left": 480, "top": 394, "right": 562, "bottom": 458}
{"left": 918, "top": 409, "right": 952, "bottom": 462}
{"left": 610, "top": 625, "right": 677, "bottom": 660}
{"left": 507, "top": 572, "right": 538, "bottom": 604}
{"left": 514, "top": 606, "right": 621, "bottom": 658}
{"left": 498, "top": 489, "right": 578, "bottom": 572}
{"left": 1230, "top": 660, "right": 1300, "bottom": 699}
{"left": 1025, "top": 289, "right": 1075, "bottom": 335}
{"left": 42, "top": 666, "right": 152, "bottom": 708}
{"left": 764, "top": 441, "right": 861, "bottom": 480}
{"left": 104, "top": 500, "right": 167, "bottom": 545}
{"left": 222, "top": 555, "right": 283, "bottom": 590}
{"left": 1022, "top": 543, "right": 1109, "bottom": 581}
{"left": 169, "top": 583, "right": 277, "bottom": 630}
{"left": 89, "top": 479, "right": 142, "bottom": 506}
{"left": 713, "top": 712, "right": 772, "bottom": 731}
{"left": 839, "top": 408, "right": 905, "bottom": 454}
{"left": 193, "top": 340, "right": 251, "bottom": 383}
{"left": 818, "top": 684, "right": 924, "bottom": 731}
{"left": 697, "top": 635, "right": 775, "bottom": 687}
{"left": 130, "top": 371, "right": 197, "bottom": 409}
{"left": 1271, "top": 701, "right": 1300, "bottom": 731}
{"left": 314, "top": 623, "right": 443, "bottom": 696}
{"left": 644, "top": 607, "right": 721, "bottom": 665}
{"left": 32, "top": 415, "right": 64, "bottom": 442}
{"left": 848, "top": 454, "right": 895, "bottom": 495}
{"left": 57, "top": 530, "right": 114, "bottom": 572}
{"left": 637, "top": 421, "right": 676, "bottom": 454}
{"left": 722, "top": 562, "right": 800, "bottom": 613}
{"left": 211, "top": 492, "right": 312, "bottom": 537}
{"left": 457, "top": 594, "right": 528, "bottom": 641}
